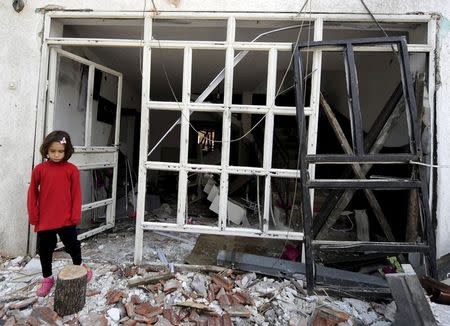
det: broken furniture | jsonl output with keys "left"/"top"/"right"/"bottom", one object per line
{"left": 54, "top": 265, "right": 88, "bottom": 316}
{"left": 293, "top": 37, "right": 437, "bottom": 293}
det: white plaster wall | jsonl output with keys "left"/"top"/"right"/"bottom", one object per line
{"left": 1, "top": 0, "right": 450, "bottom": 257}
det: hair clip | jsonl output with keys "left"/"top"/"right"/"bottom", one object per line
{"left": 60, "top": 137, "right": 67, "bottom": 144}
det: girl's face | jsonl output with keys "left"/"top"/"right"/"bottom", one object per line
{"left": 47, "top": 142, "right": 65, "bottom": 162}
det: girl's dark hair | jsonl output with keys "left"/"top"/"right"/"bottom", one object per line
{"left": 40, "top": 130, "right": 74, "bottom": 161}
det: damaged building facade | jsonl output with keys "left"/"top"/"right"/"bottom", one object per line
{"left": 1, "top": 0, "right": 450, "bottom": 281}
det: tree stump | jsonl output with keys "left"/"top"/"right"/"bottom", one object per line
{"left": 54, "top": 265, "right": 87, "bottom": 316}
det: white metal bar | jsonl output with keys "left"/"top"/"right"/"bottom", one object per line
{"left": 262, "top": 48, "right": 277, "bottom": 233}
{"left": 45, "top": 48, "right": 58, "bottom": 134}
{"left": 176, "top": 46, "right": 192, "bottom": 226}
{"left": 77, "top": 224, "right": 115, "bottom": 241}
{"left": 74, "top": 146, "right": 117, "bottom": 153}
{"left": 145, "top": 161, "right": 303, "bottom": 178}
{"left": 53, "top": 48, "right": 122, "bottom": 77}
{"left": 145, "top": 103, "right": 313, "bottom": 115}
{"left": 82, "top": 198, "right": 113, "bottom": 211}
{"left": 47, "top": 11, "right": 432, "bottom": 22}
{"left": 134, "top": 15, "right": 152, "bottom": 265}
{"left": 84, "top": 65, "right": 95, "bottom": 147}
{"left": 108, "top": 75, "right": 122, "bottom": 227}
{"left": 77, "top": 162, "right": 115, "bottom": 170}
{"left": 307, "top": 18, "right": 324, "bottom": 208}
{"left": 218, "top": 17, "right": 235, "bottom": 231}
{"left": 141, "top": 222, "right": 304, "bottom": 240}
{"left": 427, "top": 18, "right": 436, "bottom": 208}
{"left": 47, "top": 38, "right": 432, "bottom": 53}
{"left": 47, "top": 38, "right": 143, "bottom": 47}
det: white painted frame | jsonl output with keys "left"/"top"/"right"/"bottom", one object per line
{"left": 40, "top": 44, "right": 123, "bottom": 243}
{"left": 33, "top": 11, "right": 436, "bottom": 263}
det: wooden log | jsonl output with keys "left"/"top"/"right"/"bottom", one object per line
{"left": 54, "top": 265, "right": 87, "bottom": 316}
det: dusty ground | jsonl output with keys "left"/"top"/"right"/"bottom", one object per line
{"left": 1, "top": 220, "right": 450, "bottom": 325}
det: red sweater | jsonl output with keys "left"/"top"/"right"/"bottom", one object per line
{"left": 27, "top": 161, "right": 82, "bottom": 232}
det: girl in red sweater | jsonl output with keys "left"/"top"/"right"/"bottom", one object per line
{"left": 28, "top": 131, "right": 92, "bottom": 297}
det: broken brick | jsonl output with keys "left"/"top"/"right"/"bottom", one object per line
{"left": 124, "top": 266, "right": 139, "bottom": 278}
{"left": 207, "top": 289, "right": 216, "bottom": 302}
{"left": 207, "top": 315, "right": 222, "bottom": 326}
{"left": 30, "top": 307, "right": 58, "bottom": 324}
{"left": 134, "top": 302, "right": 163, "bottom": 318}
{"left": 223, "top": 304, "right": 251, "bottom": 318}
{"left": 222, "top": 313, "right": 232, "bottom": 326}
{"left": 211, "top": 274, "right": 234, "bottom": 291}
{"left": 125, "top": 302, "right": 135, "bottom": 318}
{"left": 123, "top": 320, "right": 137, "bottom": 326}
{"left": 218, "top": 294, "right": 236, "bottom": 309}
{"left": 312, "top": 306, "right": 351, "bottom": 326}
{"left": 163, "top": 278, "right": 180, "bottom": 293}
{"left": 4, "top": 316, "right": 16, "bottom": 326}
{"left": 147, "top": 283, "right": 163, "bottom": 293}
{"left": 188, "top": 309, "right": 200, "bottom": 322}
{"left": 196, "top": 316, "right": 208, "bottom": 326}
{"left": 26, "top": 316, "right": 40, "bottom": 326}
{"left": 79, "top": 312, "right": 108, "bottom": 326}
{"left": 233, "top": 291, "right": 254, "bottom": 305}
{"left": 182, "top": 290, "right": 198, "bottom": 300}
{"left": 163, "top": 308, "right": 181, "bottom": 325}
{"left": 134, "top": 314, "right": 158, "bottom": 324}
{"left": 106, "top": 290, "right": 125, "bottom": 305}
{"left": 130, "top": 294, "right": 142, "bottom": 304}
{"left": 179, "top": 308, "right": 190, "bottom": 321}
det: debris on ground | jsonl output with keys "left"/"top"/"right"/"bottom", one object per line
{"left": 0, "top": 255, "right": 428, "bottom": 326}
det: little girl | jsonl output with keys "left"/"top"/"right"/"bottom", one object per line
{"left": 28, "top": 130, "right": 92, "bottom": 297}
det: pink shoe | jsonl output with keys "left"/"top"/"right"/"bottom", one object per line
{"left": 36, "top": 276, "right": 54, "bottom": 297}
{"left": 83, "top": 263, "right": 93, "bottom": 282}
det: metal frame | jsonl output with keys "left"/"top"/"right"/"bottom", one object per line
{"left": 31, "top": 11, "right": 437, "bottom": 264}
{"left": 293, "top": 37, "right": 437, "bottom": 293}
{"left": 43, "top": 46, "right": 123, "bottom": 242}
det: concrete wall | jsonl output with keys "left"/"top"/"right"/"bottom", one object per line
{"left": 1, "top": 0, "right": 449, "bottom": 257}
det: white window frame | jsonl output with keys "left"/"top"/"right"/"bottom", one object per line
{"left": 34, "top": 12, "right": 436, "bottom": 264}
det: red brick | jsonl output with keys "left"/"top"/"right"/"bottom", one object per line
{"left": 26, "top": 316, "right": 40, "bottom": 326}
{"left": 218, "top": 294, "right": 235, "bottom": 309}
{"left": 123, "top": 320, "right": 137, "bottom": 326}
{"left": 130, "top": 294, "right": 142, "bottom": 304}
{"left": 223, "top": 304, "right": 251, "bottom": 318}
{"left": 207, "top": 315, "right": 222, "bottom": 326}
{"left": 125, "top": 302, "right": 135, "bottom": 318}
{"left": 106, "top": 290, "right": 125, "bottom": 305}
{"left": 233, "top": 291, "right": 254, "bottom": 305}
{"left": 312, "top": 306, "right": 350, "bottom": 326}
{"left": 222, "top": 313, "right": 232, "bottom": 326}
{"left": 211, "top": 274, "right": 234, "bottom": 291}
{"left": 4, "top": 316, "right": 16, "bottom": 326}
{"left": 30, "top": 307, "right": 59, "bottom": 324}
{"left": 135, "top": 303, "right": 163, "bottom": 318}
{"left": 163, "top": 308, "right": 181, "bottom": 325}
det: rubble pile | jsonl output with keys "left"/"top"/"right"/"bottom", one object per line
{"left": 0, "top": 256, "right": 400, "bottom": 325}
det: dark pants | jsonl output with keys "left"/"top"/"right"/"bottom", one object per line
{"left": 37, "top": 225, "right": 82, "bottom": 278}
